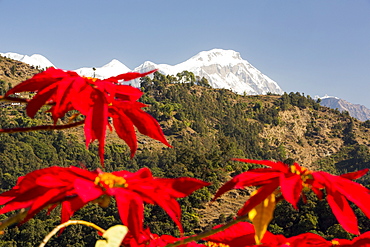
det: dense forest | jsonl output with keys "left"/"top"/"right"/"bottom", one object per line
{"left": 1, "top": 57, "right": 370, "bottom": 246}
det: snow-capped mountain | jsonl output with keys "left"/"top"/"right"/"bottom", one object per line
{"left": 73, "top": 49, "right": 283, "bottom": 95}
{"left": 0, "top": 52, "right": 55, "bottom": 69}
{"left": 1, "top": 49, "right": 283, "bottom": 95}
{"left": 318, "top": 95, "right": 370, "bottom": 121}
{"left": 5, "top": 50, "right": 370, "bottom": 121}
{"left": 133, "top": 49, "right": 283, "bottom": 95}
{"left": 74, "top": 59, "right": 131, "bottom": 79}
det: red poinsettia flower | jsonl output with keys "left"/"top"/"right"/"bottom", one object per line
{"left": 122, "top": 228, "right": 205, "bottom": 247}
{"left": 203, "top": 222, "right": 336, "bottom": 247}
{"left": 335, "top": 231, "right": 370, "bottom": 247}
{"left": 0, "top": 166, "right": 209, "bottom": 239}
{"left": 203, "top": 222, "right": 285, "bottom": 247}
{"left": 284, "top": 233, "right": 332, "bottom": 247}
{"left": 4, "top": 68, "right": 171, "bottom": 164}
{"left": 213, "top": 159, "right": 370, "bottom": 235}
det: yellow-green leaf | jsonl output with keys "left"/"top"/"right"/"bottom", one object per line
{"left": 95, "top": 225, "right": 128, "bottom": 247}
{"left": 248, "top": 192, "right": 276, "bottom": 244}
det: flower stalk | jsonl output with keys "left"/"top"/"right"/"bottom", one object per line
{"left": 165, "top": 214, "right": 250, "bottom": 247}
{"left": 38, "top": 220, "right": 106, "bottom": 247}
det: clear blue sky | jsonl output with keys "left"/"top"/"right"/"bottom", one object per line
{"left": 1, "top": 0, "right": 370, "bottom": 108}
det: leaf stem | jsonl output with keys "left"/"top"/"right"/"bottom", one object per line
{"left": 0, "top": 208, "right": 28, "bottom": 232}
{"left": 38, "top": 220, "right": 106, "bottom": 247}
{"left": 0, "top": 95, "right": 30, "bottom": 104}
{"left": 0, "top": 120, "right": 85, "bottom": 133}
{"left": 165, "top": 214, "right": 250, "bottom": 247}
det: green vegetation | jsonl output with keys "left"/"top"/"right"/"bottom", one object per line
{"left": 0, "top": 70, "right": 370, "bottom": 245}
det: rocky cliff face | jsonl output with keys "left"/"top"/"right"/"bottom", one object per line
{"left": 320, "top": 97, "right": 370, "bottom": 121}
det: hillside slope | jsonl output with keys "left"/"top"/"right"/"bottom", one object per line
{"left": 1, "top": 58, "right": 370, "bottom": 244}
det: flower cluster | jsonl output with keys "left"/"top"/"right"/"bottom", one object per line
{"left": 120, "top": 222, "right": 370, "bottom": 247}
{"left": 0, "top": 166, "right": 209, "bottom": 238}
{"left": 4, "top": 68, "right": 171, "bottom": 164}
{"left": 203, "top": 222, "right": 370, "bottom": 247}
{"left": 213, "top": 159, "right": 370, "bottom": 236}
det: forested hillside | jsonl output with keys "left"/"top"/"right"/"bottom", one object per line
{"left": 1, "top": 57, "right": 370, "bottom": 246}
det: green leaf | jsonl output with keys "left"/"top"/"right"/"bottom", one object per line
{"left": 95, "top": 225, "right": 128, "bottom": 247}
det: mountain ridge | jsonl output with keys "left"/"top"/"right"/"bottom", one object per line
{"left": 2, "top": 58, "right": 370, "bottom": 243}
{"left": 2, "top": 50, "right": 370, "bottom": 121}
{"left": 320, "top": 96, "right": 370, "bottom": 121}
{"left": 1, "top": 49, "right": 284, "bottom": 96}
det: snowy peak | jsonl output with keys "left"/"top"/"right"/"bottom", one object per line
{"left": 186, "top": 49, "right": 244, "bottom": 67}
{"left": 135, "top": 48, "right": 284, "bottom": 95}
{"left": 74, "top": 59, "right": 131, "bottom": 79}
{"left": 134, "top": 61, "right": 157, "bottom": 72}
{"left": 0, "top": 52, "right": 55, "bottom": 69}
{"left": 87, "top": 48, "right": 284, "bottom": 95}
{"left": 2, "top": 49, "right": 284, "bottom": 96}
{"left": 102, "top": 59, "right": 129, "bottom": 70}
{"left": 319, "top": 96, "right": 370, "bottom": 121}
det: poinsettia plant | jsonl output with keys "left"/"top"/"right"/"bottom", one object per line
{"left": 2, "top": 68, "right": 171, "bottom": 164}
{"left": 1, "top": 67, "right": 370, "bottom": 247}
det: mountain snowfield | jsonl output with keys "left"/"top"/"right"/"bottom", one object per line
{"left": 74, "top": 59, "right": 131, "bottom": 79}
{"left": 0, "top": 52, "right": 55, "bottom": 69}
{"left": 1, "top": 49, "right": 283, "bottom": 96}
{"left": 2, "top": 49, "right": 370, "bottom": 120}
{"left": 133, "top": 49, "right": 283, "bottom": 95}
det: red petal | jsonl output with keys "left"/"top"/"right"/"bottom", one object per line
{"left": 314, "top": 172, "right": 370, "bottom": 220}
{"left": 84, "top": 90, "right": 108, "bottom": 165}
{"left": 154, "top": 177, "right": 210, "bottom": 198}
{"left": 71, "top": 83, "right": 95, "bottom": 115}
{"left": 203, "top": 222, "right": 256, "bottom": 246}
{"left": 59, "top": 197, "right": 87, "bottom": 234}
{"left": 24, "top": 188, "right": 67, "bottom": 222}
{"left": 326, "top": 189, "right": 359, "bottom": 234}
{"left": 232, "top": 159, "right": 289, "bottom": 173}
{"left": 36, "top": 174, "right": 70, "bottom": 187}
{"left": 287, "top": 232, "right": 331, "bottom": 247}
{"left": 212, "top": 176, "right": 240, "bottom": 202}
{"left": 280, "top": 173, "right": 302, "bottom": 208}
{"left": 340, "top": 169, "right": 369, "bottom": 180}
{"left": 50, "top": 77, "right": 86, "bottom": 121}
{"left": 123, "top": 102, "right": 171, "bottom": 148}
{"left": 144, "top": 193, "right": 183, "bottom": 233}
{"left": 5, "top": 67, "right": 67, "bottom": 96}
{"left": 212, "top": 170, "right": 280, "bottom": 202}
{"left": 238, "top": 179, "right": 279, "bottom": 216}
{"left": 351, "top": 231, "right": 370, "bottom": 246}
{"left": 115, "top": 85, "right": 143, "bottom": 101}
{"left": 114, "top": 189, "right": 144, "bottom": 239}
{"left": 110, "top": 107, "right": 137, "bottom": 157}
{"left": 0, "top": 199, "right": 33, "bottom": 214}
{"left": 74, "top": 178, "right": 103, "bottom": 203}
{"left": 26, "top": 84, "right": 57, "bottom": 118}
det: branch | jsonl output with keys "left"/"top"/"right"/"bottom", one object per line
{"left": 0, "top": 95, "right": 30, "bottom": 104}
{"left": 38, "top": 220, "right": 106, "bottom": 247}
{"left": 165, "top": 214, "right": 250, "bottom": 247}
{"left": 0, "top": 120, "right": 85, "bottom": 133}
{"left": 0, "top": 208, "right": 28, "bottom": 232}
{"left": 0, "top": 95, "right": 57, "bottom": 105}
